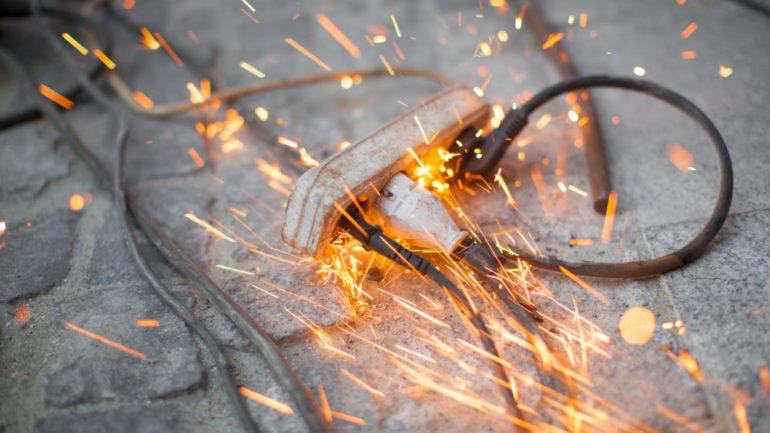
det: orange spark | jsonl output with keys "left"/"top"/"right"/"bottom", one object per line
{"left": 139, "top": 27, "right": 160, "bottom": 50}
{"left": 123, "top": 0, "right": 135, "bottom": 9}
{"left": 14, "top": 304, "right": 30, "bottom": 327}
{"left": 678, "top": 348, "right": 704, "bottom": 383}
{"left": 239, "top": 60, "right": 265, "bottom": 78}
{"left": 154, "top": 32, "right": 184, "bottom": 67}
{"left": 379, "top": 54, "right": 395, "bottom": 75}
{"left": 733, "top": 399, "right": 751, "bottom": 433}
{"left": 61, "top": 33, "right": 88, "bottom": 55}
{"left": 39, "top": 84, "right": 73, "bottom": 109}
{"left": 93, "top": 49, "right": 116, "bottom": 69}
{"left": 667, "top": 143, "right": 694, "bottom": 172}
{"left": 542, "top": 32, "right": 564, "bottom": 50}
{"left": 65, "top": 321, "right": 148, "bottom": 361}
{"left": 318, "top": 384, "right": 333, "bottom": 423}
{"left": 184, "top": 212, "right": 235, "bottom": 242}
{"left": 601, "top": 191, "right": 618, "bottom": 243}
{"left": 331, "top": 410, "right": 367, "bottom": 426}
{"left": 136, "top": 319, "right": 159, "bottom": 328}
{"left": 239, "top": 386, "right": 294, "bottom": 415}
{"left": 285, "top": 38, "right": 331, "bottom": 71}
{"left": 316, "top": 14, "right": 361, "bottom": 58}
{"left": 569, "top": 238, "right": 593, "bottom": 246}
{"left": 132, "top": 90, "right": 154, "bottom": 110}
{"left": 681, "top": 22, "right": 698, "bottom": 39}
{"left": 681, "top": 50, "right": 697, "bottom": 60}
{"left": 187, "top": 147, "right": 205, "bottom": 167}
{"left": 0, "top": 220, "right": 6, "bottom": 236}
{"left": 340, "top": 368, "right": 384, "bottom": 398}
{"left": 760, "top": 363, "right": 770, "bottom": 396}
{"left": 720, "top": 65, "right": 734, "bottom": 78}
{"left": 618, "top": 306, "right": 656, "bottom": 345}
{"left": 69, "top": 193, "right": 86, "bottom": 211}
{"left": 559, "top": 266, "right": 610, "bottom": 304}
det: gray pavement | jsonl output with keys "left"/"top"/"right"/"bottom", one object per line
{"left": 1, "top": 1, "right": 769, "bottom": 432}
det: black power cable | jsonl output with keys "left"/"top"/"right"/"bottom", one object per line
{"left": 336, "top": 210, "right": 524, "bottom": 422}
{"left": 459, "top": 75, "right": 733, "bottom": 278}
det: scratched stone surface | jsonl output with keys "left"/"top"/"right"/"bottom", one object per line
{"left": 1, "top": 1, "right": 770, "bottom": 433}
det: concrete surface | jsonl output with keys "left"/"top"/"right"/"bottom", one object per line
{"left": 1, "top": 0, "right": 769, "bottom": 432}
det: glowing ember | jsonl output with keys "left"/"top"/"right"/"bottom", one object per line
{"left": 542, "top": 33, "right": 564, "bottom": 50}
{"left": 239, "top": 61, "right": 266, "bottom": 78}
{"left": 239, "top": 386, "right": 294, "bottom": 415}
{"left": 69, "top": 193, "right": 88, "bottom": 212}
{"left": 61, "top": 33, "right": 88, "bottom": 55}
{"left": 65, "top": 321, "right": 148, "bottom": 361}
{"left": 317, "top": 14, "right": 361, "bottom": 58}
{"left": 285, "top": 37, "right": 332, "bottom": 71}
{"left": 681, "top": 22, "right": 698, "bottom": 39}
{"left": 14, "top": 304, "right": 30, "bottom": 327}
{"left": 601, "top": 191, "right": 618, "bottom": 243}
{"left": 633, "top": 66, "right": 646, "bottom": 77}
{"left": 720, "top": 65, "right": 734, "bottom": 78}
{"left": 618, "top": 306, "right": 656, "bottom": 345}
{"left": 39, "top": 84, "right": 73, "bottom": 109}
{"left": 135, "top": 319, "right": 160, "bottom": 328}
{"left": 132, "top": 90, "right": 154, "bottom": 109}
{"left": 93, "top": 49, "right": 116, "bottom": 70}
{"left": 667, "top": 143, "right": 695, "bottom": 172}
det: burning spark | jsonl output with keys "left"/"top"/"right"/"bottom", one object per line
{"left": 542, "top": 32, "right": 564, "bottom": 50}
{"left": 215, "top": 264, "right": 256, "bottom": 275}
{"left": 14, "top": 304, "right": 30, "bottom": 327}
{"left": 618, "top": 306, "right": 656, "bottom": 345}
{"left": 154, "top": 32, "right": 184, "bottom": 67}
{"left": 61, "top": 33, "right": 88, "bottom": 55}
{"left": 667, "top": 143, "right": 695, "bottom": 172}
{"left": 136, "top": 319, "right": 159, "bottom": 328}
{"left": 341, "top": 368, "right": 384, "bottom": 398}
{"left": 64, "top": 321, "right": 148, "bottom": 361}
{"left": 535, "top": 113, "right": 552, "bottom": 129}
{"left": 681, "top": 22, "right": 698, "bottom": 39}
{"left": 123, "top": 0, "right": 135, "bottom": 9}
{"left": 187, "top": 147, "right": 205, "bottom": 167}
{"left": 69, "top": 193, "right": 88, "bottom": 211}
{"left": 567, "top": 185, "right": 587, "bottom": 197}
{"left": 0, "top": 220, "right": 6, "bottom": 235}
{"left": 340, "top": 75, "right": 353, "bottom": 89}
{"left": 633, "top": 66, "right": 646, "bottom": 77}
{"left": 559, "top": 265, "right": 610, "bottom": 304}
{"left": 139, "top": 27, "right": 160, "bottom": 50}
{"left": 681, "top": 50, "right": 697, "bottom": 60}
{"left": 184, "top": 212, "right": 235, "bottom": 242}
{"left": 93, "top": 49, "right": 116, "bottom": 70}
{"left": 39, "top": 84, "right": 73, "bottom": 109}
{"left": 255, "top": 106, "right": 269, "bottom": 121}
{"left": 331, "top": 411, "right": 367, "bottom": 426}
{"left": 132, "top": 91, "right": 154, "bottom": 109}
{"left": 733, "top": 399, "right": 751, "bottom": 433}
{"left": 498, "top": 30, "right": 509, "bottom": 42}
{"left": 317, "top": 14, "right": 361, "bottom": 58}
{"left": 677, "top": 348, "right": 704, "bottom": 383}
{"left": 239, "top": 386, "right": 294, "bottom": 415}
{"left": 601, "top": 191, "right": 618, "bottom": 243}
{"left": 277, "top": 136, "right": 299, "bottom": 149}
{"left": 569, "top": 238, "right": 594, "bottom": 246}
{"left": 579, "top": 13, "right": 588, "bottom": 28}
{"left": 285, "top": 38, "right": 332, "bottom": 71}
{"left": 240, "top": 0, "right": 256, "bottom": 12}
{"left": 391, "top": 15, "right": 402, "bottom": 38}
{"left": 379, "top": 54, "right": 395, "bottom": 75}
{"left": 720, "top": 65, "right": 734, "bottom": 78}
{"left": 239, "top": 61, "right": 265, "bottom": 78}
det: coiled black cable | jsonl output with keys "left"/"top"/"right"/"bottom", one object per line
{"left": 461, "top": 75, "right": 733, "bottom": 278}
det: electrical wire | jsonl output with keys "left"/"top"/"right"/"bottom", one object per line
{"left": 336, "top": 210, "right": 525, "bottom": 425}
{"left": 26, "top": 1, "right": 331, "bottom": 432}
{"left": 461, "top": 75, "right": 733, "bottom": 278}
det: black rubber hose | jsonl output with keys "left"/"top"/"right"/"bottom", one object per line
{"left": 468, "top": 75, "right": 733, "bottom": 278}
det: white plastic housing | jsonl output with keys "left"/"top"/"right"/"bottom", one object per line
{"left": 282, "top": 85, "right": 489, "bottom": 258}
{"left": 369, "top": 173, "right": 467, "bottom": 252}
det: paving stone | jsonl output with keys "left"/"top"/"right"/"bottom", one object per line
{"left": 0, "top": 121, "right": 70, "bottom": 201}
{"left": 35, "top": 405, "right": 179, "bottom": 433}
{"left": 44, "top": 285, "right": 204, "bottom": 407}
{"left": 0, "top": 210, "right": 79, "bottom": 302}
{"left": 646, "top": 209, "right": 770, "bottom": 430}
